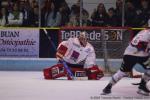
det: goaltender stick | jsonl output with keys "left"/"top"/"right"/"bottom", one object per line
{"left": 43, "top": 31, "right": 104, "bottom": 80}
{"left": 102, "top": 29, "right": 150, "bottom": 96}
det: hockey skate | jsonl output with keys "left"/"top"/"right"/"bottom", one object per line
{"left": 101, "top": 88, "right": 111, "bottom": 95}
{"left": 101, "top": 83, "right": 112, "bottom": 95}
{"left": 137, "top": 84, "right": 150, "bottom": 96}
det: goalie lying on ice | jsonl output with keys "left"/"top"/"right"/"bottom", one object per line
{"left": 43, "top": 31, "right": 104, "bottom": 80}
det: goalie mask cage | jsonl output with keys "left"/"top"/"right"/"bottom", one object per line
{"left": 60, "top": 27, "right": 133, "bottom": 75}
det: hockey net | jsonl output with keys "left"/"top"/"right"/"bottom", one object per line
{"left": 99, "top": 27, "right": 145, "bottom": 78}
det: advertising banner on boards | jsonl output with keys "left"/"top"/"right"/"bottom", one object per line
{"left": 60, "top": 27, "right": 132, "bottom": 58}
{"left": 0, "top": 29, "right": 39, "bottom": 57}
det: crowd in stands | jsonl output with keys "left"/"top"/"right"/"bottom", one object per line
{"left": 0, "top": 0, "right": 39, "bottom": 27}
{"left": 0, "top": 0, "right": 150, "bottom": 27}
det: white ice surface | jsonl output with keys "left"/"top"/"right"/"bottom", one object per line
{"left": 0, "top": 71, "right": 150, "bottom": 100}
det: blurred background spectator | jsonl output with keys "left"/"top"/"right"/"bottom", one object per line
{"left": 67, "top": 0, "right": 90, "bottom": 26}
{"left": 107, "top": 7, "right": 117, "bottom": 26}
{"left": 135, "top": 0, "right": 150, "bottom": 27}
{"left": 91, "top": 3, "right": 109, "bottom": 26}
{"left": 124, "top": 1, "right": 137, "bottom": 27}
{"left": 67, "top": 2, "right": 80, "bottom": 26}
{"left": 0, "top": 0, "right": 149, "bottom": 27}
{"left": 0, "top": 7, "right": 7, "bottom": 26}
{"left": 41, "top": 0, "right": 61, "bottom": 27}
{"left": 45, "top": 1, "right": 61, "bottom": 27}
{"left": 7, "top": 2, "right": 23, "bottom": 26}
{"left": 20, "top": 0, "right": 35, "bottom": 26}
{"left": 59, "top": 1, "right": 70, "bottom": 26}
{"left": 115, "top": 0, "right": 123, "bottom": 26}
{"left": 32, "top": 4, "right": 39, "bottom": 26}
{"left": 40, "top": 0, "right": 51, "bottom": 27}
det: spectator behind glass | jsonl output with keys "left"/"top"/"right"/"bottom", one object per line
{"left": 67, "top": 4, "right": 79, "bottom": 26}
{"left": 44, "top": 1, "right": 61, "bottom": 27}
{"left": 68, "top": 0, "right": 90, "bottom": 26}
{"left": 7, "top": 2, "right": 23, "bottom": 26}
{"left": 82, "top": 9, "right": 91, "bottom": 26}
{"left": 54, "top": 0, "right": 65, "bottom": 10}
{"left": 77, "top": 0, "right": 91, "bottom": 26}
{"left": 20, "top": 0, "right": 35, "bottom": 27}
{"left": 91, "top": 3, "right": 109, "bottom": 26}
{"left": 30, "top": 0, "right": 38, "bottom": 9}
{"left": 29, "top": 0, "right": 39, "bottom": 27}
{"left": 136, "top": 0, "right": 150, "bottom": 27}
{"left": 125, "top": 1, "right": 138, "bottom": 27}
{"left": 115, "top": 0, "right": 123, "bottom": 26}
{"left": 0, "top": 7, "right": 7, "bottom": 26}
{"left": 32, "top": 5, "right": 39, "bottom": 27}
{"left": 59, "top": 1, "right": 70, "bottom": 26}
{"left": 107, "top": 7, "right": 117, "bottom": 26}
{"left": 41, "top": 0, "right": 52, "bottom": 27}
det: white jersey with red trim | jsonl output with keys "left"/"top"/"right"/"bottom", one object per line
{"left": 124, "top": 29, "right": 150, "bottom": 57}
{"left": 57, "top": 38, "right": 96, "bottom": 68}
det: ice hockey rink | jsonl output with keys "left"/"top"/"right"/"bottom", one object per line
{"left": 0, "top": 71, "right": 150, "bottom": 100}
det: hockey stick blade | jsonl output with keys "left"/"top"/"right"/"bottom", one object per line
{"left": 132, "top": 82, "right": 140, "bottom": 85}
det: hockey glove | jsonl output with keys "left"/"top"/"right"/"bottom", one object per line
{"left": 56, "top": 44, "right": 68, "bottom": 60}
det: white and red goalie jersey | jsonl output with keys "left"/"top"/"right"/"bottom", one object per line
{"left": 43, "top": 37, "right": 104, "bottom": 80}
{"left": 124, "top": 29, "right": 150, "bottom": 57}
{"left": 56, "top": 37, "right": 96, "bottom": 68}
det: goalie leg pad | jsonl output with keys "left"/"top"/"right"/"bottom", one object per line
{"left": 43, "top": 64, "right": 67, "bottom": 79}
{"left": 86, "top": 65, "right": 104, "bottom": 80}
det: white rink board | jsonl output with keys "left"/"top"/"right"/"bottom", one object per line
{"left": 0, "top": 58, "right": 145, "bottom": 72}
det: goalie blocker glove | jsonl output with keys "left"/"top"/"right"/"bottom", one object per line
{"left": 56, "top": 44, "right": 68, "bottom": 59}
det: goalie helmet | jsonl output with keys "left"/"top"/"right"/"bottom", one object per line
{"left": 78, "top": 31, "right": 87, "bottom": 47}
{"left": 79, "top": 31, "right": 87, "bottom": 38}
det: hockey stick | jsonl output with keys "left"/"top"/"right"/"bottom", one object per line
{"left": 132, "top": 82, "right": 140, "bottom": 85}
{"left": 43, "top": 29, "right": 74, "bottom": 80}
{"left": 43, "top": 29, "right": 57, "bottom": 50}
